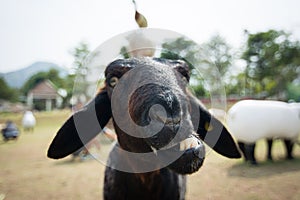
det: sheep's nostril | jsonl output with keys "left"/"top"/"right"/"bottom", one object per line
{"left": 193, "top": 142, "right": 205, "bottom": 159}
{"left": 157, "top": 116, "right": 181, "bottom": 126}
{"left": 165, "top": 118, "right": 173, "bottom": 125}
{"left": 172, "top": 117, "right": 181, "bottom": 125}
{"left": 149, "top": 106, "right": 181, "bottom": 129}
{"left": 158, "top": 116, "right": 181, "bottom": 133}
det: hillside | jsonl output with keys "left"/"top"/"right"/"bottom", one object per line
{"left": 0, "top": 62, "right": 69, "bottom": 88}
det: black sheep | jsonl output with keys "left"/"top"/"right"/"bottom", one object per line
{"left": 48, "top": 57, "right": 241, "bottom": 200}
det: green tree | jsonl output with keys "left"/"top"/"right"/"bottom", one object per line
{"left": 199, "top": 34, "right": 235, "bottom": 98}
{"left": 287, "top": 83, "right": 300, "bottom": 101}
{"left": 69, "top": 42, "right": 91, "bottom": 102}
{"left": 201, "top": 34, "right": 233, "bottom": 79}
{"left": 242, "top": 30, "right": 300, "bottom": 99}
{"left": 120, "top": 46, "right": 130, "bottom": 59}
{"left": 160, "top": 37, "right": 206, "bottom": 97}
{"left": 160, "top": 37, "right": 199, "bottom": 69}
{"left": 70, "top": 42, "right": 90, "bottom": 73}
{"left": 0, "top": 77, "right": 18, "bottom": 102}
{"left": 160, "top": 36, "right": 234, "bottom": 98}
{"left": 226, "top": 73, "right": 246, "bottom": 96}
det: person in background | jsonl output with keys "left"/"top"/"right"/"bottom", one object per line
{"left": 1, "top": 120, "right": 19, "bottom": 141}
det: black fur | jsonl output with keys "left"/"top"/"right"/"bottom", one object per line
{"left": 48, "top": 57, "right": 241, "bottom": 200}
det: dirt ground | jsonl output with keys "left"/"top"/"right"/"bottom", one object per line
{"left": 1, "top": 110, "right": 300, "bottom": 200}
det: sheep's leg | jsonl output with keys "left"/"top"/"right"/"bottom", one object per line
{"left": 245, "top": 143, "right": 257, "bottom": 165}
{"left": 283, "top": 139, "right": 294, "bottom": 160}
{"left": 266, "top": 139, "right": 273, "bottom": 161}
{"left": 237, "top": 141, "right": 248, "bottom": 161}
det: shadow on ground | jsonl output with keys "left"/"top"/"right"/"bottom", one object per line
{"left": 228, "top": 157, "right": 300, "bottom": 178}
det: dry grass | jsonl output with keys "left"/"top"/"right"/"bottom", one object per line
{"left": 0, "top": 110, "right": 300, "bottom": 200}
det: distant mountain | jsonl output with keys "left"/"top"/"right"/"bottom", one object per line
{"left": 0, "top": 62, "right": 69, "bottom": 88}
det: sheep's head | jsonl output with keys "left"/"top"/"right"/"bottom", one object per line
{"left": 48, "top": 57, "right": 240, "bottom": 174}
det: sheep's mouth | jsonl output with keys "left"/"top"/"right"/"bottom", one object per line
{"left": 150, "top": 134, "right": 205, "bottom": 174}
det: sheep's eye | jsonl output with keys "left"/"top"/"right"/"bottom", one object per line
{"left": 182, "top": 76, "right": 188, "bottom": 82}
{"left": 109, "top": 77, "right": 119, "bottom": 87}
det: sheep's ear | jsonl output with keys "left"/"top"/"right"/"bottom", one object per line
{"left": 47, "top": 90, "right": 112, "bottom": 159}
{"left": 189, "top": 94, "right": 241, "bottom": 158}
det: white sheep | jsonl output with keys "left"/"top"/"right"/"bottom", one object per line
{"left": 22, "top": 110, "right": 36, "bottom": 132}
{"left": 227, "top": 100, "right": 300, "bottom": 164}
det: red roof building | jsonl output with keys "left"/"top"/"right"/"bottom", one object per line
{"left": 27, "top": 80, "right": 62, "bottom": 111}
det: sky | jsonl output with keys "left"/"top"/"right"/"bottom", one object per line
{"left": 1, "top": 0, "right": 300, "bottom": 73}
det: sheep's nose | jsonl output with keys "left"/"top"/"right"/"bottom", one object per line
{"left": 158, "top": 115, "right": 181, "bottom": 126}
{"left": 150, "top": 108, "right": 181, "bottom": 131}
